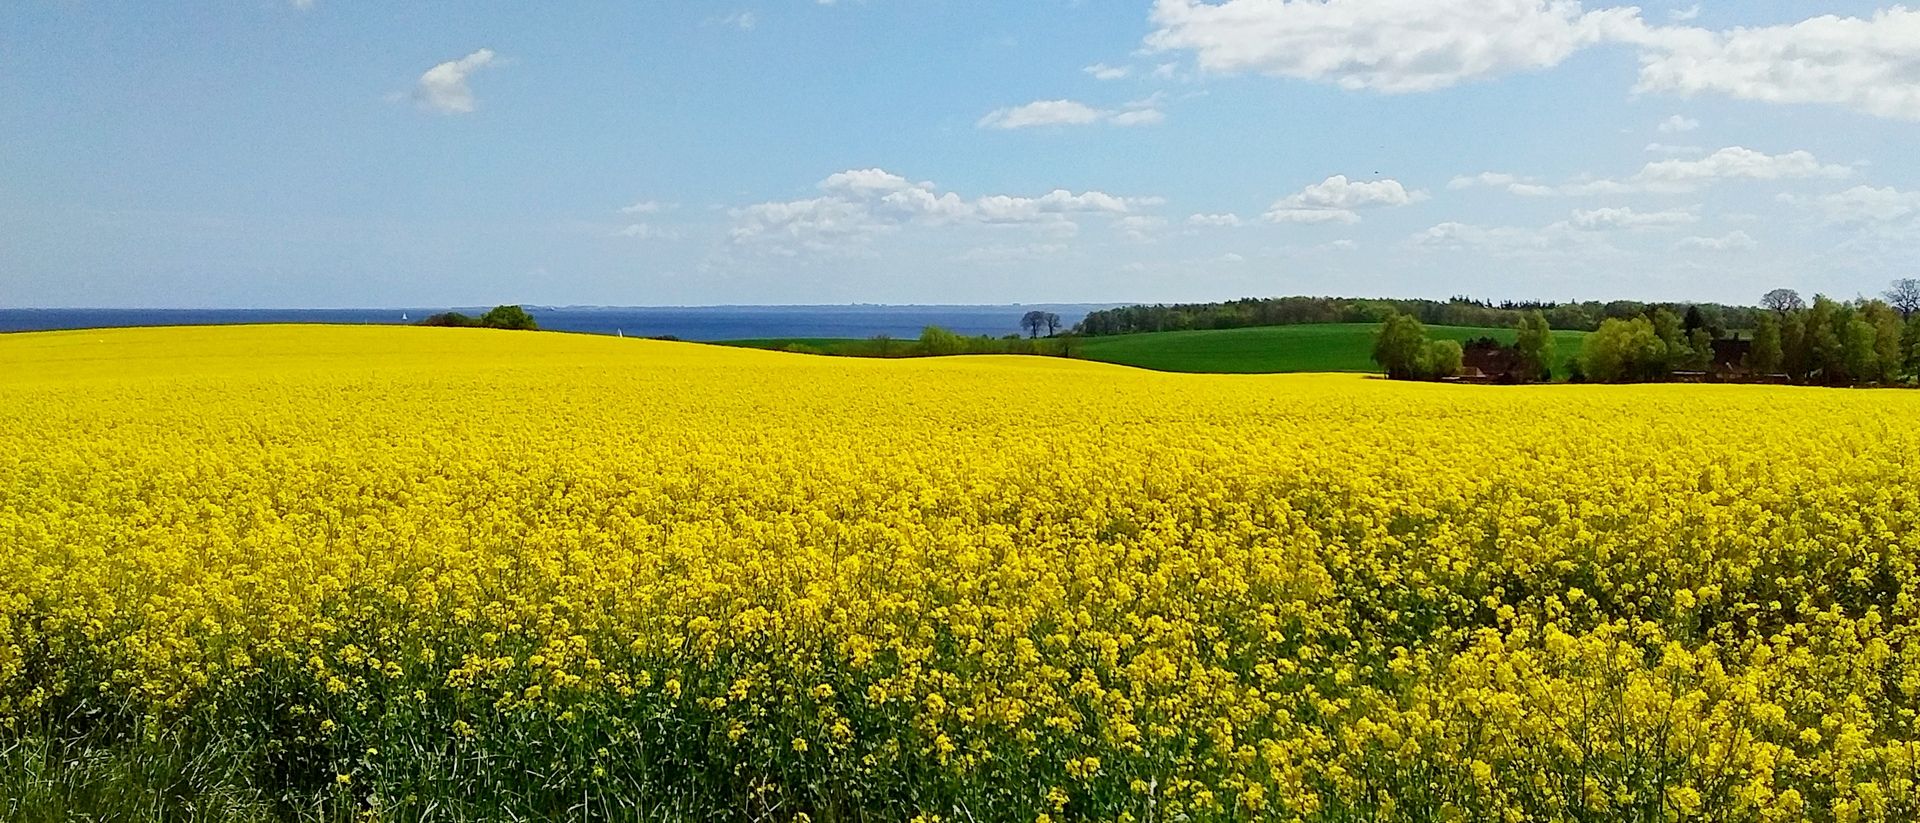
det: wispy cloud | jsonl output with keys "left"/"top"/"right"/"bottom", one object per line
{"left": 411, "top": 49, "right": 497, "bottom": 114}
{"left": 977, "top": 96, "right": 1166, "bottom": 129}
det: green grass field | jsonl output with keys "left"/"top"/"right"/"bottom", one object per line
{"left": 720, "top": 323, "right": 1590, "bottom": 376}
{"left": 1077, "top": 324, "right": 1590, "bottom": 374}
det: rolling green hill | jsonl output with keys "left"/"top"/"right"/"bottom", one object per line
{"left": 720, "top": 323, "right": 1590, "bottom": 376}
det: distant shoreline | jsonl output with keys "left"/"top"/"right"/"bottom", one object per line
{"left": 0, "top": 305, "right": 1124, "bottom": 341}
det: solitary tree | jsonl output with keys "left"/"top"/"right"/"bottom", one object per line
{"left": 481, "top": 305, "right": 538, "bottom": 330}
{"left": 1042, "top": 312, "right": 1062, "bottom": 336}
{"left": 1514, "top": 310, "right": 1555, "bottom": 382}
{"left": 1750, "top": 312, "right": 1783, "bottom": 374}
{"left": 1019, "top": 310, "right": 1049, "bottom": 339}
{"left": 1762, "top": 288, "right": 1806, "bottom": 314}
{"left": 1372, "top": 312, "right": 1428, "bottom": 380}
{"left": 1887, "top": 278, "right": 1920, "bottom": 320}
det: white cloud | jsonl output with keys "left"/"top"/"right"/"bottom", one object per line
{"left": 1658, "top": 114, "right": 1700, "bottom": 132}
{"left": 1632, "top": 146, "right": 1853, "bottom": 190}
{"left": 1677, "top": 230, "right": 1757, "bottom": 251}
{"left": 1145, "top": 0, "right": 1646, "bottom": 93}
{"left": 620, "top": 200, "right": 672, "bottom": 215}
{"left": 412, "top": 49, "right": 496, "bottom": 114}
{"left": 1507, "top": 183, "right": 1559, "bottom": 197}
{"left": 1470, "top": 146, "right": 1854, "bottom": 198}
{"left": 1187, "top": 212, "right": 1245, "bottom": 227}
{"left": 1563, "top": 206, "right": 1699, "bottom": 230}
{"left": 821, "top": 168, "right": 927, "bottom": 195}
{"left": 1634, "top": 8, "right": 1920, "bottom": 120}
{"left": 1644, "top": 142, "right": 1702, "bottom": 155}
{"left": 730, "top": 169, "right": 1161, "bottom": 255}
{"left": 1141, "top": 4, "right": 1920, "bottom": 122}
{"left": 1448, "top": 172, "right": 1526, "bottom": 190}
{"left": 1084, "top": 63, "right": 1131, "bottom": 80}
{"left": 1263, "top": 175, "right": 1426, "bottom": 223}
{"left": 978, "top": 98, "right": 1165, "bottom": 129}
{"left": 708, "top": 11, "right": 758, "bottom": 29}
{"left": 1779, "top": 185, "right": 1920, "bottom": 224}
{"left": 978, "top": 100, "right": 1105, "bottom": 129}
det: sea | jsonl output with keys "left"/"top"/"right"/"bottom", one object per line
{"left": 0, "top": 304, "right": 1120, "bottom": 342}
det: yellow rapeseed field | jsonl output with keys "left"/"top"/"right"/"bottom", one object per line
{"left": 3, "top": 325, "right": 1919, "bottom": 821}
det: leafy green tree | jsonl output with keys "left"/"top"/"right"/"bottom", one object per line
{"left": 1685, "top": 328, "right": 1714, "bottom": 370}
{"left": 1580, "top": 317, "right": 1669, "bottom": 382}
{"left": 1514, "top": 311, "right": 1555, "bottom": 382}
{"left": 481, "top": 305, "right": 538, "bottom": 330}
{"left": 1749, "top": 312, "right": 1783, "bottom": 374}
{"left": 1906, "top": 315, "right": 1920, "bottom": 379}
{"left": 918, "top": 325, "right": 965, "bottom": 355}
{"left": 1372, "top": 312, "right": 1428, "bottom": 380}
{"left": 1546, "top": 303, "right": 1595, "bottom": 331}
{"left": 1418, "top": 339, "right": 1464, "bottom": 380}
{"left": 1651, "top": 308, "right": 1686, "bottom": 371}
{"left": 1781, "top": 311, "right": 1809, "bottom": 381}
{"left": 1682, "top": 305, "right": 1708, "bottom": 337}
{"left": 419, "top": 312, "right": 479, "bottom": 327}
{"left": 1864, "top": 301, "right": 1906, "bottom": 384}
{"left": 1843, "top": 317, "right": 1879, "bottom": 385}
{"left": 1804, "top": 296, "right": 1844, "bottom": 384}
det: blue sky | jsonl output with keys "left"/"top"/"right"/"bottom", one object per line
{"left": 3, "top": 1, "right": 1917, "bottom": 308}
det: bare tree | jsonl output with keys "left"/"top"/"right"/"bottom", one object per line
{"left": 1019, "top": 310, "right": 1048, "bottom": 339}
{"left": 1887, "top": 278, "right": 1920, "bottom": 320}
{"left": 1042, "top": 312, "right": 1062, "bottom": 336}
{"left": 1761, "top": 288, "right": 1806, "bottom": 314}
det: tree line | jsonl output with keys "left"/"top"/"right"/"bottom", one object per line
{"left": 1077, "top": 295, "right": 1767, "bottom": 336}
{"left": 774, "top": 325, "right": 1083, "bottom": 358}
{"left": 1372, "top": 311, "right": 1555, "bottom": 382}
{"left": 1580, "top": 285, "right": 1920, "bottom": 385}
{"left": 1371, "top": 281, "right": 1920, "bottom": 387}
{"left": 418, "top": 305, "right": 539, "bottom": 330}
